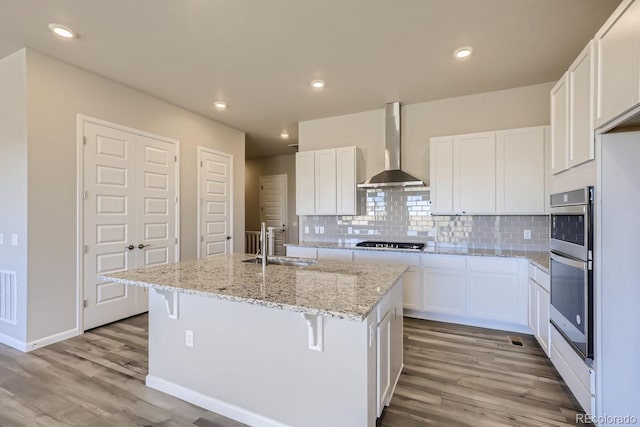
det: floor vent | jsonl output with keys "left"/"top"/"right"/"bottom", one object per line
{"left": 0, "top": 270, "right": 17, "bottom": 325}
{"left": 508, "top": 336, "right": 524, "bottom": 347}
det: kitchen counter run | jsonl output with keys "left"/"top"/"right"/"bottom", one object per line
{"left": 98, "top": 253, "right": 408, "bottom": 321}
{"left": 287, "top": 241, "right": 550, "bottom": 272}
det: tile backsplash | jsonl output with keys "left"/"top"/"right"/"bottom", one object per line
{"left": 301, "top": 187, "right": 549, "bottom": 251}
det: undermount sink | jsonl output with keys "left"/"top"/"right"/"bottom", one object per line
{"left": 241, "top": 256, "right": 317, "bottom": 267}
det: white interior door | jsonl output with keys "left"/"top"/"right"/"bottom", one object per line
{"left": 199, "top": 148, "right": 232, "bottom": 258}
{"left": 260, "top": 174, "right": 287, "bottom": 255}
{"left": 83, "top": 121, "right": 177, "bottom": 330}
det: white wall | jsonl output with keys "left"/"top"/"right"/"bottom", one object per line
{"left": 299, "top": 82, "right": 554, "bottom": 181}
{"left": 0, "top": 49, "right": 28, "bottom": 342}
{"left": 24, "top": 50, "right": 245, "bottom": 343}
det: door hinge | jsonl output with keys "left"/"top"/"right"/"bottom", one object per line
{"left": 84, "top": 245, "right": 88, "bottom": 254}
{"left": 200, "top": 236, "right": 204, "bottom": 242}
{"left": 83, "top": 299, "right": 88, "bottom": 308}
{"left": 175, "top": 196, "right": 178, "bottom": 204}
{"left": 83, "top": 136, "right": 87, "bottom": 145}
{"left": 83, "top": 191, "right": 88, "bottom": 200}
{"left": 175, "top": 237, "right": 178, "bottom": 244}
{"left": 200, "top": 161, "right": 203, "bottom": 167}
{"left": 174, "top": 155, "right": 178, "bottom": 162}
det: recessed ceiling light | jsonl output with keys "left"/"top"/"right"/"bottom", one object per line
{"left": 310, "top": 80, "right": 326, "bottom": 89}
{"left": 48, "top": 23, "right": 75, "bottom": 39}
{"left": 280, "top": 131, "right": 290, "bottom": 139}
{"left": 454, "top": 47, "right": 473, "bottom": 59}
{"left": 214, "top": 101, "right": 227, "bottom": 110}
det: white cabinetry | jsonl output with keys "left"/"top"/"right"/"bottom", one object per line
{"left": 551, "top": 42, "right": 596, "bottom": 176}
{"left": 467, "top": 257, "right": 525, "bottom": 325}
{"left": 295, "top": 146, "right": 358, "bottom": 215}
{"left": 285, "top": 246, "right": 318, "bottom": 259}
{"left": 430, "top": 126, "right": 547, "bottom": 214}
{"left": 295, "top": 151, "right": 315, "bottom": 215}
{"left": 568, "top": 41, "right": 595, "bottom": 168}
{"left": 528, "top": 263, "right": 550, "bottom": 356}
{"left": 402, "top": 266, "right": 422, "bottom": 311}
{"left": 429, "top": 136, "right": 454, "bottom": 214}
{"left": 454, "top": 132, "right": 496, "bottom": 214}
{"left": 422, "top": 255, "right": 466, "bottom": 316}
{"left": 415, "top": 254, "right": 529, "bottom": 333}
{"left": 594, "top": 0, "right": 640, "bottom": 128}
{"left": 376, "top": 309, "right": 391, "bottom": 416}
{"left": 314, "top": 149, "right": 337, "bottom": 214}
{"left": 550, "top": 74, "right": 569, "bottom": 175}
{"left": 496, "top": 127, "right": 546, "bottom": 213}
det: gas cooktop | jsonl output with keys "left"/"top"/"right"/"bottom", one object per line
{"left": 355, "top": 241, "right": 425, "bottom": 251}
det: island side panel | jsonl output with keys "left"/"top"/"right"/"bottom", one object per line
{"left": 147, "top": 291, "right": 377, "bottom": 427}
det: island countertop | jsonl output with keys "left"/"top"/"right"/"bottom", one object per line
{"left": 98, "top": 253, "right": 408, "bottom": 322}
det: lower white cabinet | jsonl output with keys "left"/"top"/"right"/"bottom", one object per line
{"left": 402, "top": 266, "right": 422, "bottom": 311}
{"left": 415, "top": 254, "right": 529, "bottom": 332}
{"left": 528, "top": 263, "right": 550, "bottom": 356}
{"left": 285, "top": 246, "right": 318, "bottom": 259}
{"left": 422, "top": 268, "right": 466, "bottom": 315}
{"left": 467, "top": 271, "right": 520, "bottom": 324}
{"left": 317, "top": 247, "right": 353, "bottom": 261}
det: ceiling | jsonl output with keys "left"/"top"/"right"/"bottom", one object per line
{"left": 0, "top": 0, "right": 621, "bottom": 159}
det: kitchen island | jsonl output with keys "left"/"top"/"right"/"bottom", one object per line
{"left": 99, "top": 253, "right": 407, "bottom": 427}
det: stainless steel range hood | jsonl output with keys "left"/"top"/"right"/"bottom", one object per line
{"left": 358, "top": 102, "right": 427, "bottom": 188}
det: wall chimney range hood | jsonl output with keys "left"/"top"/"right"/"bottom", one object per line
{"left": 358, "top": 102, "right": 428, "bottom": 188}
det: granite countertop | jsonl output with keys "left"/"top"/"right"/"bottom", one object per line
{"left": 287, "top": 241, "right": 550, "bottom": 272}
{"left": 98, "top": 253, "right": 408, "bottom": 322}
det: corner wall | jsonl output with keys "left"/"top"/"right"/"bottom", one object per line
{"left": 24, "top": 50, "right": 245, "bottom": 343}
{"left": 0, "top": 49, "right": 28, "bottom": 344}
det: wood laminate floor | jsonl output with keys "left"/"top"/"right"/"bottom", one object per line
{"left": 0, "top": 315, "right": 586, "bottom": 426}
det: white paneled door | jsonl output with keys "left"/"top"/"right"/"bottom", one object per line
{"left": 260, "top": 174, "right": 287, "bottom": 255}
{"left": 198, "top": 148, "right": 232, "bottom": 258}
{"left": 83, "top": 121, "right": 177, "bottom": 330}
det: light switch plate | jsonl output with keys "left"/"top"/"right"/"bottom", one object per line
{"left": 0, "top": 233, "right": 3, "bottom": 245}
{"left": 523, "top": 230, "right": 531, "bottom": 240}
{"left": 10, "top": 234, "right": 18, "bottom": 246}
{"left": 185, "top": 330, "right": 194, "bottom": 348}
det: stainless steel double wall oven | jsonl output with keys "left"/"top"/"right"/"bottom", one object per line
{"left": 549, "top": 187, "right": 594, "bottom": 363}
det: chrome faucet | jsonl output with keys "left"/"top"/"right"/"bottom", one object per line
{"left": 260, "top": 222, "right": 267, "bottom": 267}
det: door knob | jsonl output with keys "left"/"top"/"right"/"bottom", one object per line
{"left": 226, "top": 236, "right": 232, "bottom": 240}
{"left": 126, "top": 245, "right": 135, "bottom": 250}
{"left": 138, "top": 243, "right": 150, "bottom": 249}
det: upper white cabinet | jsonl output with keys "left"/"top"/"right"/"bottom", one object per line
{"left": 314, "top": 149, "right": 337, "bottom": 214}
{"left": 429, "top": 136, "right": 454, "bottom": 214}
{"left": 430, "top": 126, "right": 547, "bottom": 215}
{"left": 454, "top": 132, "right": 496, "bottom": 214}
{"left": 568, "top": 41, "right": 595, "bottom": 168}
{"left": 295, "top": 151, "right": 316, "bottom": 215}
{"left": 594, "top": 0, "right": 640, "bottom": 128}
{"left": 550, "top": 74, "right": 569, "bottom": 174}
{"left": 496, "top": 127, "right": 546, "bottom": 213}
{"left": 551, "top": 42, "right": 596, "bottom": 176}
{"left": 295, "top": 146, "right": 358, "bottom": 215}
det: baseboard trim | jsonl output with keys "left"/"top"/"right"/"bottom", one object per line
{"left": 0, "top": 331, "right": 28, "bottom": 352}
{"left": 404, "top": 310, "right": 531, "bottom": 335}
{"left": 387, "top": 362, "right": 404, "bottom": 406}
{"left": 25, "top": 327, "right": 81, "bottom": 352}
{"left": 146, "top": 375, "right": 289, "bottom": 427}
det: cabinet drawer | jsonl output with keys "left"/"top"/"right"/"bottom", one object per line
{"left": 353, "top": 250, "right": 420, "bottom": 266}
{"left": 285, "top": 246, "right": 318, "bottom": 259}
{"left": 317, "top": 248, "right": 353, "bottom": 261}
{"left": 550, "top": 325, "right": 594, "bottom": 413}
{"left": 421, "top": 254, "right": 465, "bottom": 270}
{"left": 466, "top": 256, "right": 519, "bottom": 274}
{"left": 528, "top": 262, "right": 550, "bottom": 292}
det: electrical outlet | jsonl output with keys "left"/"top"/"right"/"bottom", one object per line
{"left": 314, "top": 226, "right": 320, "bottom": 233}
{"left": 347, "top": 227, "right": 353, "bottom": 234}
{"left": 304, "top": 226, "right": 309, "bottom": 234}
{"left": 185, "top": 330, "right": 194, "bottom": 347}
{"left": 10, "top": 234, "right": 18, "bottom": 246}
{"left": 319, "top": 226, "right": 324, "bottom": 234}
{"left": 523, "top": 229, "right": 531, "bottom": 240}
{"left": 0, "top": 233, "right": 3, "bottom": 245}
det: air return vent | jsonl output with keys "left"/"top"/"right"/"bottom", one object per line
{"left": 0, "top": 270, "right": 17, "bottom": 324}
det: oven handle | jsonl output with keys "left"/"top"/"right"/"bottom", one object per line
{"left": 549, "top": 205, "right": 587, "bottom": 215}
{"left": 550, "top": 251, "right": 587, "bottom": 270}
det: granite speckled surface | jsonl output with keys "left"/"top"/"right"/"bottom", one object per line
{"left": 98, "top": 253, "right": 408, "bottom": 322}
{"left": 287, "top": 241, "right": 550, "bottom": 272}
